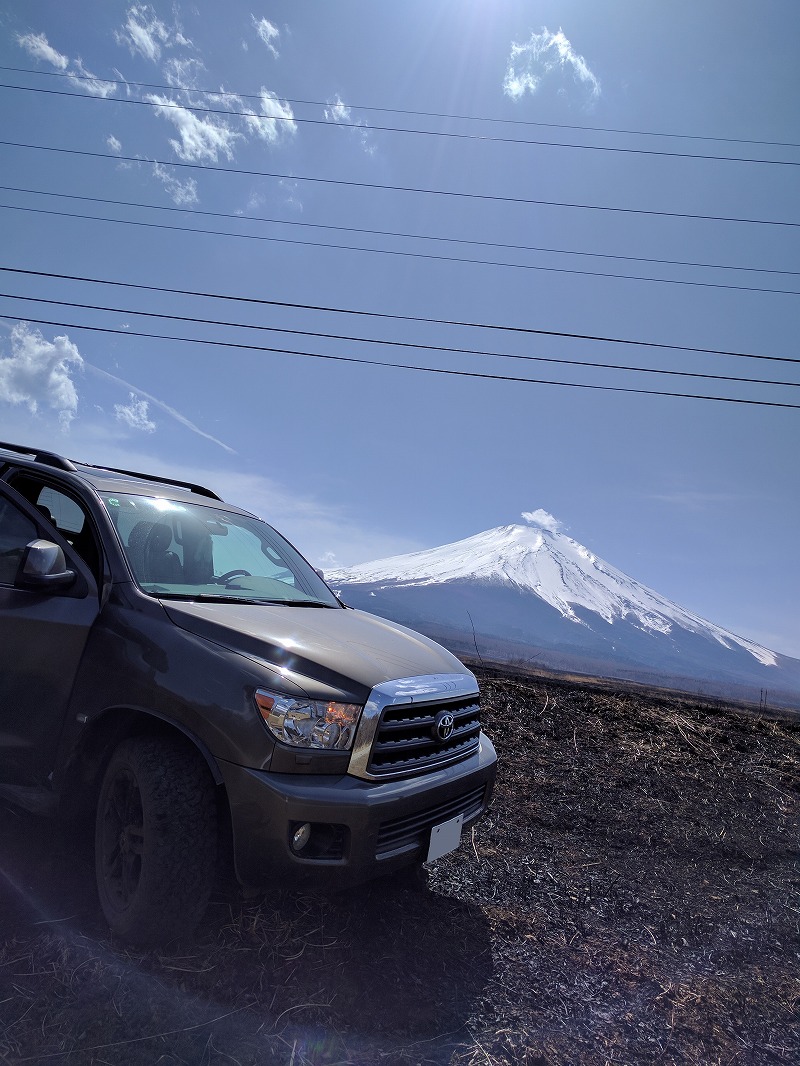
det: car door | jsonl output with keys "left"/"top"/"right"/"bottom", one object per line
{"left": 0, "top": 481, "right": 100, "bottom": 786}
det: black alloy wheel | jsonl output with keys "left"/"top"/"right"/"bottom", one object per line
{"left": 95, "top": 735, "right": 217, "bottom": 946}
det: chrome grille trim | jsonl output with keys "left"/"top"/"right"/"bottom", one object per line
{"left": 347, "top": 673, "right": 481, "bottom": 782}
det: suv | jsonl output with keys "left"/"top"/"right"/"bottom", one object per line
{"left": 0, "top": 443, "right": 496, "bottom": 945}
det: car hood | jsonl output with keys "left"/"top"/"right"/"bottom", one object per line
{"left": 161, "top": 600, "right": 469, "bottom": 703}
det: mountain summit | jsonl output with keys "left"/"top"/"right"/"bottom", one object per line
{"left": 329, "top": 519, "right": 800, "bottom": 705}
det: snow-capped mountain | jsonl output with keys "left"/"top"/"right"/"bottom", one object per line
{"left": 328, "top": 519, "right": 800, "bottom": 705}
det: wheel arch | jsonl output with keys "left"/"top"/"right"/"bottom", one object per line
{"left": 58, "top": 706, "right": 227, "bottom": 818}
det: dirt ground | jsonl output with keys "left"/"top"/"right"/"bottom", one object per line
{"left": 1, "top": 670, "right": 798, "bottom": 1065}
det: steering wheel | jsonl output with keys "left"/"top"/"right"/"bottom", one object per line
{"left": 217, "top": 569, "right": 252, "bottom": 583}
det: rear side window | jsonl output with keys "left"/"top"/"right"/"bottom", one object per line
{"left": 34, "top": 487, "right": 85, "bottom": 533}
{"left": 9, "top": 476, "right": 102, "bottom": 582}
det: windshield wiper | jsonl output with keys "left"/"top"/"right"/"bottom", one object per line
{"left": 157, "top": 593, "right": 264, "bottom": 605}
{"left": 282, "top": 599, "right": 338, "bottom": 608}
{"left": 157, "top": 593, "right": 337, "bottom": 607}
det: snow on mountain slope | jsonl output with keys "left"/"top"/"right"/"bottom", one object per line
{"left": 328, "top": 520, "right": 777, "bottom": 669}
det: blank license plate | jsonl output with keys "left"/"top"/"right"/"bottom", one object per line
{"left": 427, "top": 812, "right": 464, "bottom": 863}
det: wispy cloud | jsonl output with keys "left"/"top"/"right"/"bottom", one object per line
{"left": 69, "top": 58, "right": 116, "bottom": 97}
{"left": 503, "top": 27, "right": 600, "bottom": 104}
{"left": 85, "top": 364, "right": 235, "bottom": 453}
{"left": 107, "top": 134, "right": 123, "bottom": 154}
{"left": 252, "top": 16, "right": 280, "bottom": 58}
{"left": 0, "top": 323, "right": 83, "bottom": 429}
{"left": 162, "top": 56, "right": 206, "bottom": 89}
{"left": 107, "top": 10, "right": 297, "bottom": 206}
{"left": 145, "top": 93, "right": 242, "bottom": 162}
{"left": 242, "top": 89, "right": 297, "bottom": 143}
{"left": 152, "top": 161, "right": 199, "bottom": 204}
{"left": 143, "top": 84, "right": 295, "bottom": 165}
{"left": 16, "top": 31, "right": 117, "bottom": 97}
{"left": 114, "top": 4, "right": 191, "bottom": 63}
{"left": 0, "top": 322, "right": 232, "bottom": 450}
{"left": 16, "top": 31, "right": 68, "bottom": 69}
{"left": 114, "top": 393, "right": 156, "bottom": 432}
{"left": 324, "top": 94, "right": 375, "bottom": 155}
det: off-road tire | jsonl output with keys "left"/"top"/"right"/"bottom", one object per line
{"left": 95, "top": 735, "right": 217, "bottom": 946}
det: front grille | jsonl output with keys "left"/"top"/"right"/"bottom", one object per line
{"left": 376, "top": 784, "right": 487, "bottom": 858}
{"left": 367, "top": 695, "right": 482, "bottom": 777}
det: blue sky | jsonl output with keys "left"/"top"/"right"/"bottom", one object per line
{"left": 1, "top": 1, "right": 799, "bottom": 657}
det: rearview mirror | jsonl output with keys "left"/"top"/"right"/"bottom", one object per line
{"left": 20, "top": 539, "right": 76, "bottom": 590}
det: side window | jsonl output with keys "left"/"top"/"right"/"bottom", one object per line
{"left": 9, "top": 476, "right": 101, "bottom": 582}
{"left": 0, "top": 497, "right": 37, "bottom": 586}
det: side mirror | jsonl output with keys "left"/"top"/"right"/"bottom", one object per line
{"left": 20, "top": 539, "right": 76, "bottom": 590}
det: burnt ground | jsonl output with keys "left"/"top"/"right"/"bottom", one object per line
{"left": 1, "top": 671, "right": 798, "bottom": 1065}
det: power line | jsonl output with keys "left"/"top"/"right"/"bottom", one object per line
{"left": 4, "top": 266, "right": 797, "bottom": 366}
{"left": 3, "top": 311, "right": 797, "bottom": 409}
{"left": 3, "top": 80, "right": 798, "bottom": 168}
{"left": 5, "top": 290, "right": 796, "bottom": 389}
{"left": 5, "top": 201, "right": 799, "bottom": 298}
{"left": 4, "top": 64, "right": 799, "bottom": 151}
{"left": 3, "top": 141, "right": 799, "bottom": 229}
{"left": 4, "top": 184, "right": 797, "bottom": 278}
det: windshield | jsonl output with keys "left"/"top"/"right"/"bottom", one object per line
{"left": 100, "top": 492, "right": 339, "bottom": 607}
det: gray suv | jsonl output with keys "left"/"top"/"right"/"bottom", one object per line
{"left": 0, "top": 443, "right": 496, "bottom": 944}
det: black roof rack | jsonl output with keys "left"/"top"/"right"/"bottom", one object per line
{"left": 0, "top": 442, "right": 221, "bottom": 500}
{"left": 79, "top": 464, "right": 222, "bottom": 501}
{"left": 0, "top": 441, "right": 76, "bottom": 472}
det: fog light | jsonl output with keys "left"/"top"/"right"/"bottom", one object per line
{"left": 292, "top": 822, "right": 312, "bottom": 852}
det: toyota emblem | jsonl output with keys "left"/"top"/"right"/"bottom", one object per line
{"left": 433, "top": 710, "right": 455, "bottom": 742}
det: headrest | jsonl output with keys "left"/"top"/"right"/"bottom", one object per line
{"left": 147, "top": 523, "right": 173, "bottom": 553}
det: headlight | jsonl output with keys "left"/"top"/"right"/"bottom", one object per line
{"left": 254, "top": 688, "right": 362, "bottom": 751}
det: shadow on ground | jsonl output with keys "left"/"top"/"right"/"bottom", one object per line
{"left": 3, "top": 673, "right": 799, "bottom": 1065}
{"left": 0, "top": 806, "right": 493, "bottom": 1065}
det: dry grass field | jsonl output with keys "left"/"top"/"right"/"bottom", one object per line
{"left": 1, "top": 670, "right": 798, "bottom": 1065}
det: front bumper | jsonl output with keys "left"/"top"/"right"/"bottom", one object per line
{"left": 219, "top": 732, "right": 497, "bottom": 889}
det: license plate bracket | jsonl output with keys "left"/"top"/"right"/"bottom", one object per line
{"left": 426, "top": 812, "right": 464, "bottom": 863}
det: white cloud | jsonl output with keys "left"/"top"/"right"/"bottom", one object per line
{"left": 243, "top": 89, "right": 297, "bottom": 143}
{"left": 15, "top": 31, "right": 69, "bottom": 70}
{"left": 324, "top": 97, "right": 352, "bottom": 125}
{"left": 70, "top": 58, "right": 116, "bottom": 97}
{"left": 114, "top": 4, "right": 172, "bottom": 62}
{"left": 16, "top": 32, "right": 117, "bottom": 98}
{"left": 114, "top": 393, "right": 156, "bottom": 432}
{"left": 113, "top": 68, "right": 132, "bottom": 95}
{"left": 144, "top": 83, "right": 294, "bottom": 175}
{"left": 152, "top": 161, "right": 199, "bottom": 204}
{"left": 107, "top": 134, "right": 123, "bottom": 154}
{"left": 146, "top": 93, "right": 242, "bottom": 162}
{"left": 324, "top": 94, "right": 375, "bottom": 155}
{"left": 503, "top": 28, "right": 600, "bottom": 104}
{"left": 521, "top": 509, "right": 562, "bottom": 532}
{"left": 163, "top": 56, "right": 205, "bottom": 89}
{"left": 252, "top": 16, "right": 280, "bottom": 58}
{"left": 0, "top": 324, "right": 83, "bottom": 429}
